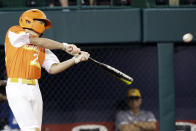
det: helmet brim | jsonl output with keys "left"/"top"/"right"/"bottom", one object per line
{"left": 35, "top": 18, "right": 52, "bottom": 29}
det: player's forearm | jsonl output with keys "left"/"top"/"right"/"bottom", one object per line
{"left": 120, "top": 124, "right": 131, "bottom": 131}
{"left": 49, "top": 58, "right": 75, "bottom": 74}
{"left": 120, "top": 124, "right": 141, "bottom": 131}
{"left": 49, "top": 51, "right": 89, "bottom": 74}
{"left": 134, "top": 122, "right": 156, "bottom": 131}
{"left": 29, "top": 37, "right": 65, "bottom": 50}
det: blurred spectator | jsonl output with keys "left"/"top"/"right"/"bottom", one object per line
{"left": 0, "top": 80, "right": 7, "bottom": 87}
{"left": 115, "top": 88, "right": 157, "bottom": 131}
{"left": 26, "top": 0, "right": 38, "bottom": 7}
{"left": 45, "top": 0, "right": 68, "bottom": 7}
{"left": 59, "top": 0, "right": 69, "bottom": 6}
{"left": 0, "top": 93, "right": 6, "bottom": 101}
{"left": 82, "top": 0, "right": 94, "bottom": 5}
{"left": 0, "top": 80, "right": 7, "bottom": 102}
{"left": 111, "top": 0, "right": 132, "bottom": 6}
{"left": 119, "top": 0, "right": 131, "bottom": 5}
{"left": 180, "top": 0, "right": 196, "bottom": 5}
{"left": 89, "top": 0, "right": 94, "bottom": 5}
{"left": 0, "top": 80, "right": 7, "bottom": 131}
{"left": 0, "top": 80, "right": 20, "bottom": 131}
{"left": 45, "top": 0, "right": 95, "bottom": 6}
{"left": 96, "top": 0, "right": 111, "bottom": 5}
{"left": 118, "top": 0, "right": 131, "bottom": 5}
{"left": 156, "top": 0, "right": 196, "bottom": 5}
{"left": 156, "top": 0, "right": 168, "bottom": 5}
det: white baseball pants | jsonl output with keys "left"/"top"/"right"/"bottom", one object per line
{"left": 6, "top": 78, "right": 43, "bottom": 131}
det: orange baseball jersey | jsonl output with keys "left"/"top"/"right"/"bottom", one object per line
{"left": 5, "top": 25, "right": 45, "bottom": 79}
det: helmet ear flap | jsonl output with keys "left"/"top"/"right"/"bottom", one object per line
{"left": 19, "top": 17, "right": 32, "bottom": 30}
{"left": 19, "top": 17, "right": 24, "bottom": 27}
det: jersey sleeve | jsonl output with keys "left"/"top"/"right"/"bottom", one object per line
{"left": 42, "top": 49, "right": 60, "bottom": 73}
{"left": 8, "top": 26, "right": 30, "bottom": 48}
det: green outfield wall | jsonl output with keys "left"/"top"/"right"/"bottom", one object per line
{"left": 0, "top": 8, "right": 196, "bottom": 44}
{"left": 143, "top": 8, "right": 196, "bottom": 42}
{"left": 0, "top": 9, "right": 141, "bottom": 44}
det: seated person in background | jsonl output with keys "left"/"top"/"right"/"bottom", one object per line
{"left": 115, "top": 88, "right": 157, "bottom": 131}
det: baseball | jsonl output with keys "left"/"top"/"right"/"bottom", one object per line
{"left": 183, "top": 33, "right": 193, "bottom": 43}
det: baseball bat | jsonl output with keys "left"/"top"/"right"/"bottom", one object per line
{"left": 67, "top": 46, "right": 133, "bottom": 85}
{"left": 89, "top": 57, "right": 133, "bottom": 85}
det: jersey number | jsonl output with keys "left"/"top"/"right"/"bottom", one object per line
{"left": 30, "top": 54, "right": 41, "bottom": 69}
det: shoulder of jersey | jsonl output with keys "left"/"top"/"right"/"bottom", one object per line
{"left": 8, "top": 25, "right": 26, "bottom": 34}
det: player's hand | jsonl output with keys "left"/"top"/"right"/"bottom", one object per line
{"left": 62, "top": 43, "right": 80, "bottom": 55}
{"left": 72, "top": 51, "right": 90, "bottom": 64}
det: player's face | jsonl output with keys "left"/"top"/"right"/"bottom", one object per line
{"left": 128, "top": 96, "right": 142, "bottom": 109}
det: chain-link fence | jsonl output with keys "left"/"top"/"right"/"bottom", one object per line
{"left": 175, "top": 44, "right": 196, "bottom": 131}
{"left": 2, "top": 43, "right": 196, "bottom": 130}
{"left": 0, "top": 44, "right": 159, "bottom": 131}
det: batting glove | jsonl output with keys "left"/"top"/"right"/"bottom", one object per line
{"left": 63, "top": 43, "right": 81, "bottom": 55}
{"left": 72, "top": 51, "right": 90, "bottom": 64}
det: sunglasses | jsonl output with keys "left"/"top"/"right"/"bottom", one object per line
{"left": 128, "top": 96, "right": 141, "bottom": 100}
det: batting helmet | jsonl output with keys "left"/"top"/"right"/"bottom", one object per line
{"left": 19, "top": 9, "right": 52, "bottom": 34}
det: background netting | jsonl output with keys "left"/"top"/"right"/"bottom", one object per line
{"left": 0, "top": 44, "right": 159, "bottom": 130}
{"left": 174, "top": 44, "right": 196, "bottom": 120}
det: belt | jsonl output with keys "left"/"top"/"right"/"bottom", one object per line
{"left": 9, "top": 78, "right": 37, "bottom": 85}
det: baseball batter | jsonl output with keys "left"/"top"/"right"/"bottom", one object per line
{"left": 4, "top": 9, "right": 89, "bottom": 131}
